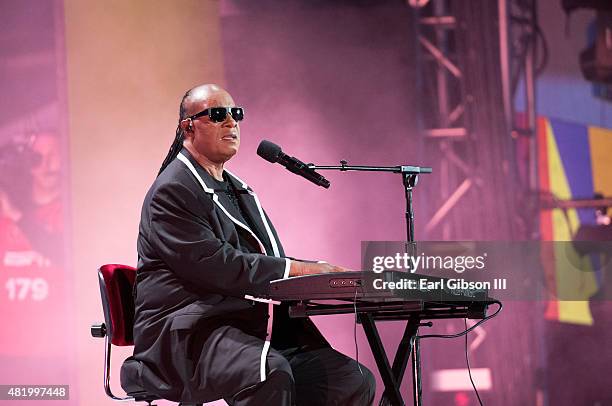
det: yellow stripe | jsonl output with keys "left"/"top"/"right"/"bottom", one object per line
{"left": 546, "top": 122, "right": 596, "bottom": 325}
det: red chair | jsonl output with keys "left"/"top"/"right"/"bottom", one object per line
{"left": 91, "top": 264, "right": 201, "bottom": 406}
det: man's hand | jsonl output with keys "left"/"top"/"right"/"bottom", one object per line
{"left": 289, "top": 261, "right": 353, "bottom": 277}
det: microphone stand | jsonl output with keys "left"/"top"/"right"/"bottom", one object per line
{"left": 308, "top": 160, "right": 432, "bottom": 406}
{"left": 308, "top": 160, "right": 432, "bottom": 243}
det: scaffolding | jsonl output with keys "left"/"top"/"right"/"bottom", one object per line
{"left": 412, "top": 0, "right": 538, "bottom": 239}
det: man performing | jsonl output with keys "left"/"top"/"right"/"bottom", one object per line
{"left": 125, "top": 84, "right": 375, "bottom": 405}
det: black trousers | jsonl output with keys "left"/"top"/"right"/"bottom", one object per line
{"left": 187, "top": 323, "right": 376, "bottom": 406}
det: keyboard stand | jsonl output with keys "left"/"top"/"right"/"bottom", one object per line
{"left": 300, "top": 159, "right": 435, "bottom": 404}
{"left": 288, "top": 299, "right": 482, "bottom": 406}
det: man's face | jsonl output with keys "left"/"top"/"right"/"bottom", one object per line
{"left": 30, "top": 133, "right": 60, "bottom": 192}
{"left": 186, "top": 90, "right": 240, "bottom": 164}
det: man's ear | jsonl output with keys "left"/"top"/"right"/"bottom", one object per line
{"left": 180, "top": 118, "right": 192, "bottom": 132}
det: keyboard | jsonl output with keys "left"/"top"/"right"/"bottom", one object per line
{"left": 268, "top": 270, "right": 487, "bottom": 300}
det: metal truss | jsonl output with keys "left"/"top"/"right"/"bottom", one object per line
{"left": 505, "top": 0, "right": 539, "bottom": 191}
{"left": 411, "top": 0, "right": 473, "bottom": 238}
{"left": 411, "top": 0, "right": 538, "bottom": 238}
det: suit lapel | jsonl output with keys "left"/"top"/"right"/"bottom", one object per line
{"left": 224, "top": 171, "right": 279, "bottom": 256}
{"left": 177, "top": 150, "right": 281, "bottom": 258}
{"left": 176, "top": 151, "right": 267, "bottom": 254}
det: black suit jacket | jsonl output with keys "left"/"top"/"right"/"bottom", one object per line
{"left": 127, "top": 149, "right": 327, "bottom": 401}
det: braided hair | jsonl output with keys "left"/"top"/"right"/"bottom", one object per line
{"left": 157, "top": 89, "right": 193, "bottom": 176}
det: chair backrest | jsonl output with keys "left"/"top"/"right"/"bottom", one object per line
{"left": 98, "top": 264, "right": 137, "bottom": 346}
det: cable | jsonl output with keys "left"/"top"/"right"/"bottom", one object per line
{"left": 534, "top": 24, "right": 549, "bottom": 77}
{"left": 416, "top": 300, "right": 503, "bottom": 340}
{"left": 353, "top": 285, "right": 363, "bottom": 376}
{"left": 413, "top": 301, "right": 502, "bottom": 406}
{"left": 465, "top": 318, "right": 484, "bottom": 406}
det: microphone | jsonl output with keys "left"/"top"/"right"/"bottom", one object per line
{"left": 257, "top": 140, "right": 330, "bottom": 188}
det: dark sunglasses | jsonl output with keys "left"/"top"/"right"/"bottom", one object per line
{"left": 189, "top": 106, "right": 244, "bottom": 123}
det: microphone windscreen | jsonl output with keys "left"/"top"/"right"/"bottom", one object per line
{"left": 257, "top": 140, "right": 282, "bottom": 163}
